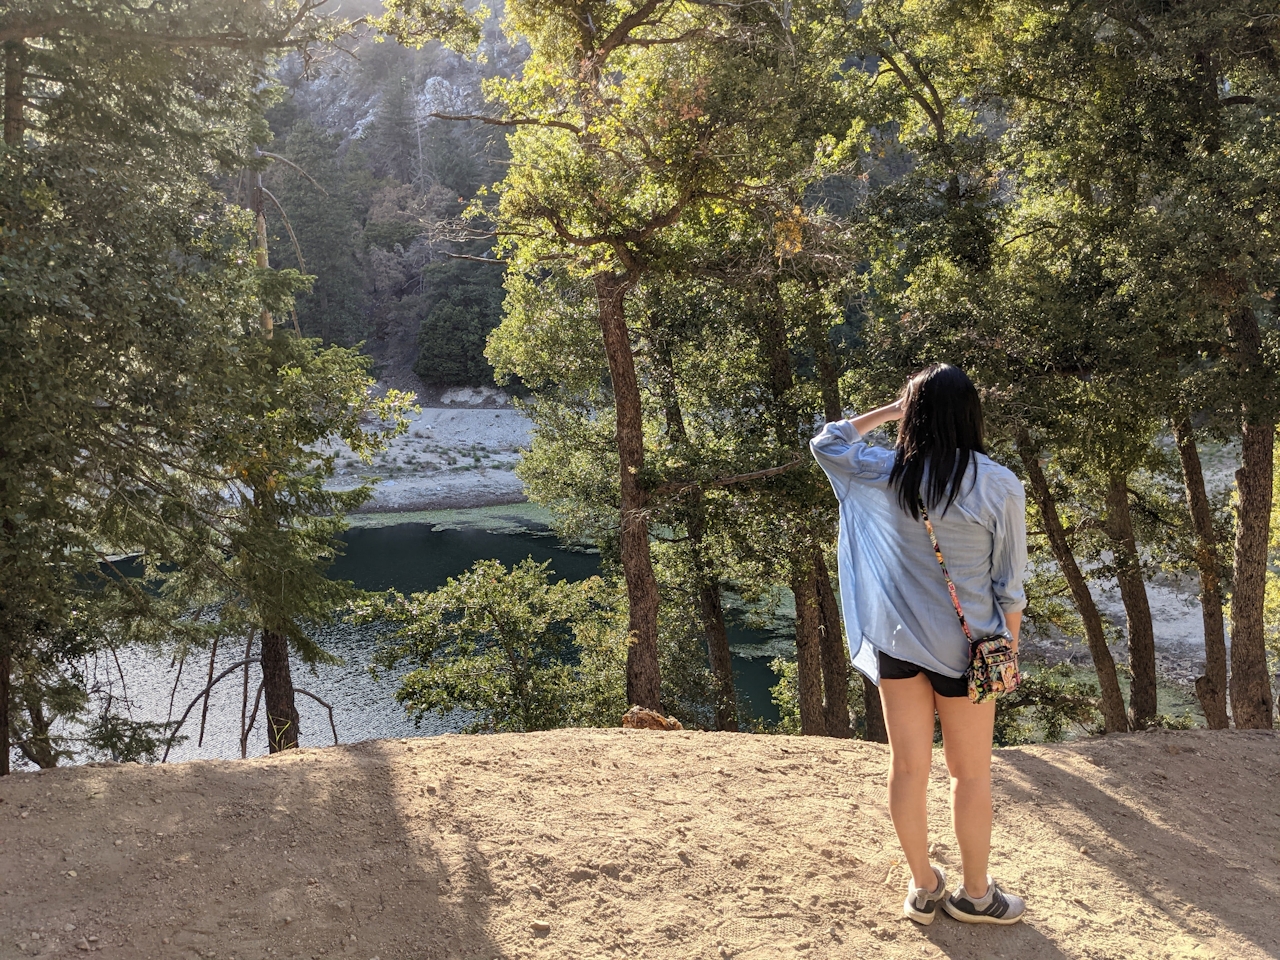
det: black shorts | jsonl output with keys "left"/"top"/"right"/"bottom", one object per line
{"left": 878, "top": 651, "right": 968, "bottom": 698}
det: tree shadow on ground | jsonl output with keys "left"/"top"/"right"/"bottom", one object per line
{"left": 4, "top": 739, "right": 510, "bottom": 960}
{"left": 994, "top": 734, "right": 1280, "bottom": 956}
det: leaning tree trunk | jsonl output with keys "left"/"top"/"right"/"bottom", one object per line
{"left": 595, "top": 272, "right": 661, "bottom": 710}
{"left": 260, "top": 628, "right": 300, "bottom": 752}
{"left": 1017, "top": 435, "right": 1129, "bottom": 733}
{"left": 1226, "top": 305, "right": 1276, "bottom": 729}
{"left": 759, "top": 297, "right": 830, "bottom": 733}
{"left": 650, "top": 337, "right": 738, "bottom": 729}
{"left": 1171, "top": 418, "right": 1231, "bottom": 729}
{"left": 791, "top": 560, "right": 828, "bottom": 736}
{"left": 689, "top": 505, "right": 738, "bottom": 731}
{"left": 1105, "top": 474, "right": 1159, "bottom": 729}
{"left": 814, "top": 550, "right": 852, "bottom": 737}
{"left": 1, "top": 40, "right": 25, "bottom": 776}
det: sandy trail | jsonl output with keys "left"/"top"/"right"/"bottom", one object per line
{"left": 2, "top": 728, "right": 1276, "bottom": 960}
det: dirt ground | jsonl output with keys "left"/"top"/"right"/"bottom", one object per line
{"left": 1, "top": 728, "right": 1277, "bottom": 960}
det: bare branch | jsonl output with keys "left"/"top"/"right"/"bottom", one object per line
{"left": 197, "top": 635, "right": 220, "bottom": 748}
{"left": 260, "top": 186, "right": 307, "bottom": 272}
{"left": 241, "top": 682, "right": 264, "bottom": 758}
{"left": 427, "top": 111, "right": 583, "bottom": 135}
{"left": 654, "top": 457, "right": 806, "bottom": 496}
{"left": 161, "top": 658, "right": 261, "bottom": 763}
{"left": 259, "top": 151, "right": 329, "bottom": 195}
{"left": 294, "top": 688, "right": 339, "bottom": 746}
{"left": 444, "top": 253, "right": 507, "bottom": 264}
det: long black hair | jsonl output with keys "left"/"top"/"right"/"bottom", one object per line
{"left": 888, "top": 364, "right": 987, "bottom": 520}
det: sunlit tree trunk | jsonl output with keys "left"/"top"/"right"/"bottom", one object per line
{"left": 1227, "top": 305, "right": 1275, "bottom": 729}
{"left": 814, "top": 550, "right": 852, "bottom": 737}
{"left": 791, "top": 559, "right": 827, "bottom": 736}
{"left": 1017, "top": 434, "right": 1129, "bottom": 733}
{"left": 1105, "top": 474, "right": 1158, "bottom": 728}
{"left": 595, "top": 272, "right": 661, "bottom": 710}
{"left": 1171, "top": 418, "right": 1230, "bottom": 729}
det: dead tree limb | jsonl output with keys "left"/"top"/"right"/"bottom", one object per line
{"left": 161, "top": 658, "right": 261, "bottom": 762}
{"left": 293, "top": 688, "right": 339, "bottom": 746}
{"left": 197, "top": 635, "right": 219, "bottom": 748}
{"left": 241, "top": 681, "right": 265, "bottom": 759}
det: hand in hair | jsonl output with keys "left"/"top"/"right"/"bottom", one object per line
{"left": 849, "top": 399, "right": 904, "bottom": 436}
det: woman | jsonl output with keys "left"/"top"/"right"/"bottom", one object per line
{"left": 810, "top": 363, "right": 1028, "bottom": 926}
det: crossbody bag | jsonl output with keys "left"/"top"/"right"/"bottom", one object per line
{"left": 918, "top": 498, "right": 1021, "bottom": 703}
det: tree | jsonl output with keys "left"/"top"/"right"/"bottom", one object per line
{"left": 365, "top": 559, "right": 628, "bottom": 732}
{"left": 0, "top": 0, "right": 419, "bottom": 769}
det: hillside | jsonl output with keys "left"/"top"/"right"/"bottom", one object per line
{"left": 1, "top": 729, "right": 1276, "bottom": 960}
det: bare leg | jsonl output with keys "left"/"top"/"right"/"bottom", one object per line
{"left": 934, "top": 692, "right": 996, "bottom": 897}
{"left": 878, "top": 673, "right": 938, "bottom": 890}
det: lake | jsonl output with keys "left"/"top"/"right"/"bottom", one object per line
{"left": 108, "top": 506, "right": 789, "bottom": 764}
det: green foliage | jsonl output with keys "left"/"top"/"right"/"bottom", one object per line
{"left": 767, "top": 658, "right": 868, "bottom": 737}
{"left": 993, "top": 665, "right": 1104, "bottom": 747}
{"left": 0, "top": 0, "right": 419, "bottom": 765}
{"left": 412, "top": 256, "right": 505, "bottom": 386}
{"left": 362, "top": 559, "right": 628, "bottom": 732}
{"left": 264, "top": 122, "right": 373, "bottom": 346}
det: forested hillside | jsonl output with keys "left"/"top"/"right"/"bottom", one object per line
{"left": 260, "top": 4, "right": 523, "bottom": 387}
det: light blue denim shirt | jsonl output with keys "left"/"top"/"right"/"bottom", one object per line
{"left": 810, "top": 418, "right": 1028, "bottom": 684}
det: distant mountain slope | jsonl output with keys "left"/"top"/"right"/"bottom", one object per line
{"left": 260, "top": 9, "right": 524, "bottom": 391}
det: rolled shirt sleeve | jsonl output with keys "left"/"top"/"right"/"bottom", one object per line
{"left": 990, "top": 479, "right": 1029, "bottom": 613}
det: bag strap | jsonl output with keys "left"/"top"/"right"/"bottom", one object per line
{"left": 918, "top": 497, "right": 975, "bottom": 644}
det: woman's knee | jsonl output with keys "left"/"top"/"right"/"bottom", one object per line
{"left": 945, "top": 761, "right": 992, "bottom": 790}
{"left": 889, "top": 751, "right": 933, "bottom": 784}
{"left": 942, "top": 745, "right": 992, "bottom": 783}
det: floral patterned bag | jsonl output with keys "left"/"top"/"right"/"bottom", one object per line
{"left": 919, "top": 499, "right": 1021, "bottom": 703}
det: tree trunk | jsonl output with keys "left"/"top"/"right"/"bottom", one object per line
{"left": 688, "top": 505, "right": 738, "bottom": 732}
{"left": 696, "top": 576, "right": 738, "bottom": 732}
{"left": 1171, "top": 418, "right": 1230, "bottom": 729}
{"left": 1226, "top": 305, "right": 1276, "bottom": 729}
{"left": 595, "top": 272, "right": 661, "bottom": 710}
{"left": 253, "top": 171, "right": 274, "bottom": 337}
{"left": 862, "top": 677, "right": 888, "bottom": 743}
{"left": 260, "top": 628, "right": 300, "bottom": 752}
{"left": 17, "top": 677, "right": 57, "bottom": 768}
{"left": 1017, "top": 434, "right": 1129, "bottom": 733}
{"left": 0, "top": 648, "right": 10, "bottom": 776}
{"left": 791, "top": 561, "right": 827, "bottom": 736}
{"left": 1105, "top": 474, "right": 1158, "bottom": 729}
{"left": 3, "top": 40, "right": 23, "bottom": 148}
{"left": 813, "top": 550, "right": 852, "bottom": 737}
{"left": 650, "top": 335, "right": 737, "bottom": 729}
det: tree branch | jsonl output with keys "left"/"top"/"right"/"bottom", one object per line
{"left": 654, "top": 457, "right": 806, "bottom": 496}
{"left": 428, "top": 111, "right": 583, "bottom": 135}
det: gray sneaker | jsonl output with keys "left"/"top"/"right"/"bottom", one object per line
{"left": 903, "top": 865, "right": 948, "bottom": 924}
{"left": 942, "top": 875, "right": 1025, "bottom": 924}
